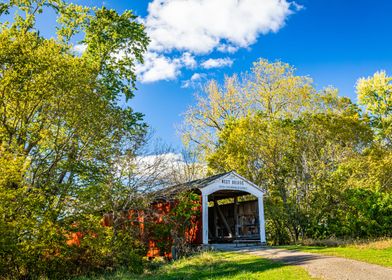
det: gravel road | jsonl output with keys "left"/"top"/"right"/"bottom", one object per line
{"left": 212, "top": 244, "right": 392, "bottom": 280}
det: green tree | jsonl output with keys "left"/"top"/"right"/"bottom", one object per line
{"left": 207, "top": 107, "right": 371, "bottom": 243}
{"left": 357, "top": 71, "right": 392, "bottom": 145}
{"left": 201, "top": 65, "right": 374, "bottom": 243}
{"left": 0, "top": 1, "right": 149, "bottom": 278}
{"left": 182, "top": 59, "right": 345, "bottom": 159}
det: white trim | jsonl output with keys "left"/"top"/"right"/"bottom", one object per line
{"left": 195, "top": 171, "right": 264, "bottom": 194}
{"left": 200, "top": 172, "right": 264, "bottom": 198}
{"left": 200, "top": 171, "right": 265, "bottom": 245}
{"left": 229, "top": 172, "right": 266, "bottom": 194}
{"left": 258, "top": 196, "right": 266, "bottom": 243}
{"left": 202, "top": 194, "right": 209, "bottom": 244}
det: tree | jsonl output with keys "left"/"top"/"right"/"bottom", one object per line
{"left": 0, "top": 1, "right": 149, "bottom": 278}
{"left": 182, "top": 58, "right": 392, "bottom": 244}
{"left": 199, "top": 62, "right": 374, "bottom": 243}
{"left": 181, "top": 75, "right": 246, "bottom": 156}
{"left": 208, "top": 107, "right": 372, "bottom": 243}
{"left": 356, "top": 71, "right": 392, "bottom": 145}
{"left": 181, "top": 59, "right": 345, "bottom": 159}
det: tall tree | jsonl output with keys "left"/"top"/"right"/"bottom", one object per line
{"left": 181, "top": 59, "right": 342, "bottom": 158}
{"left": 356, "top": 71, "right": 392, "bottom": 146}
{"left": 207, "top": 102, "right": 371, "bottom": 243}
{"left": 192, "top": 59, "right": 380, "bottom": 243}
{"left": 0, "top": 1, "right": 149, "bottom": 277}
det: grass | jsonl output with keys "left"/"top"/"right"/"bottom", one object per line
{"left": 278, "top": 239, "right": 392, "bottom": 267}
{"left": 78, "top": 251, "right": 315, "bottom": 280}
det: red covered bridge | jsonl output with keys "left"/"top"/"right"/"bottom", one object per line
{"left": 68, "top": 171, "right": 266, "bottom": 257}
{"left": 152, "top": 171, "right": 266, "bottom": 246}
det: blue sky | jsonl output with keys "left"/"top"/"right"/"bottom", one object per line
{"left": 11, "top": 0, "right": 392, "bottom": 148}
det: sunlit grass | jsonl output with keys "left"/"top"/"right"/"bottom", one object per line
{"left": 79, "top": 251, "right": 315, "bottom": 280}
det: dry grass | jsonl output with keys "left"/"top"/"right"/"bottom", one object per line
{"left": 354, "top": 238, "right": 392, "bottom": 250}
{"left": 298, "top": 237, "right": 392, "bottom": 248}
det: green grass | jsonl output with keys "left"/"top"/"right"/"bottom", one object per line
{"left": 79, "top": 251, "right": 315, "bottom": 280}
{"left": 278, "top": 239, "right": 392, "bottom": 267}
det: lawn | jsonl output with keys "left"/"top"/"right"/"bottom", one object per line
{"left": 279, "top": 239, "right": 392, "bottom": 267}
{"left": 79, "top": 251, "right": 315, "bottom": 280}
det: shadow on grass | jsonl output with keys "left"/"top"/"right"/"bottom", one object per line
{"left": 76, "top": 251, "right": 314, "bottom": 280}
{"left": 281, "top": 245, "right": 329, "bottom": 251}
{"left": 265, "top": 253, "right": 325, "bottom": 265}
{"left": 138, "top": 253, "right": 288, "bottom": 280}
{"left": 235, "top": 247, "right": 326, "bottom": 266}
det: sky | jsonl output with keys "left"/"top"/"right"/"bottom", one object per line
{"left": 11, "top": 0, "right": 392, "bottom": 148}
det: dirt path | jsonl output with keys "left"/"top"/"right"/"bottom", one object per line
{"left": 212, "top": 244, "right": 392, "bottom": 280}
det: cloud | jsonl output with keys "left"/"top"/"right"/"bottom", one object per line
{"left": 216, "top": 44, "right": 239, "bottom": 53}
{"left": 145, "top": 0, "right": 295, "bottom": 54}
{"left": 181, "top": 52, "right": 197, "bottom": 68}
{"left": 73, "top": 44, "right": 87, "bottom": 54}
{"left": 136, "top": 0, "right": 298, "bottom": 83}
{"left": 190, "top": 73, "right": 203, "bottom": 81}
{"left": 136, "top": 52, "right": 181, "bottom": 83}
{"left": 201, "top": 58, "right": 233, "bottom": 69}
{"left": 135, "top": 51, "right": 199, "bottom": 83}
{"left": 137, "top": 152, "right": 183, "bottom": 169}
{"left": 133, "top": 152, "right": 206, "bottom": 186}
{"left": 182, "top": 72, "right": 207, "bottom": 88}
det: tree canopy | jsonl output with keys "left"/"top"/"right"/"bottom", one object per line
{"left": 184, "top": 59, "right": 392, "bottom": 244}
{"left": 1, "top": 2, "right": 391, "bottom": 277}
{"left": 0, "top": 1, "right": 151, "bottom": 278}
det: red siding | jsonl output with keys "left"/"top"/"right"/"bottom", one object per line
{"left": 66, "top": 195, "right": 203, "bottom": 260}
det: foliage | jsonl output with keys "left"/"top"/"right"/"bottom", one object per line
{"left": 187, "top": 59, "right": 392, "bottom": 244}
{"left": 181, "top": 59, "right": 343, "bottom": 158}
{"left": 170, "top": 192, "right": 201, "bottom": 258}
{"left": 0, "top": 1, "right": 149, "bottom": 278}
{"left": 208, "top": 110, "right": 373, "bottom": 243}
{"left": 357, "top": 71, "right": 392, "bottom": 145}
{"left": 146, "top": 192, "right": 201, "bottom": 259}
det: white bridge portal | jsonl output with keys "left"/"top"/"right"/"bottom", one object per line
{"left": 199, "top": 171, "right": 266, "bottom": 245}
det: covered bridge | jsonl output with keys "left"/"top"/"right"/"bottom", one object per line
{"left": 160, "top": 171, "right": 266, "bottom": 245}
{"left": 67, "top": 171, "right": 266, "bottom": 259}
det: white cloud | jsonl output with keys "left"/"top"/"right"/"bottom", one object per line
{"left": 181, "top": 80, "right": 192, "bottom": 89}
{"left": 190, "top": 73, "right": 203, "bottom": 81}
{"left": 136, "top": 0, "right": 298, "bottom": 83}
{"left": 216, "top": 44, "right": 239, "bottom": 53}
{"left": 201, "top": 58, "right": 233, "bottom": 69}
{"left": 182, "top": 72, "right": 207, "bottom": 88}
{"left": 136, "top": 52, "right": 181, "bottom": 83}
{"left": 145, "top": 0, "right": 295, "bottom": 54}
{"left": 133, "top": 152, "right": 206, "bottom": 186}
{"left": 135, "top": 51, "right": 199, "bottom": 82}
{"left": 73, "top": 44, "right": 87, "bottom": 54}
{"left": 181, "top": 52, "right": 197, "bottom": 68}
{"left": 137, "top": 152, "right": 183, "bottom": 169}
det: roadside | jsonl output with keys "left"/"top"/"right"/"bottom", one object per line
{"left": 215, "top": 245, "right": 392, "bottom": 280}
{"left": 278, "top": 239, "right": 392, "bottom": 267}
